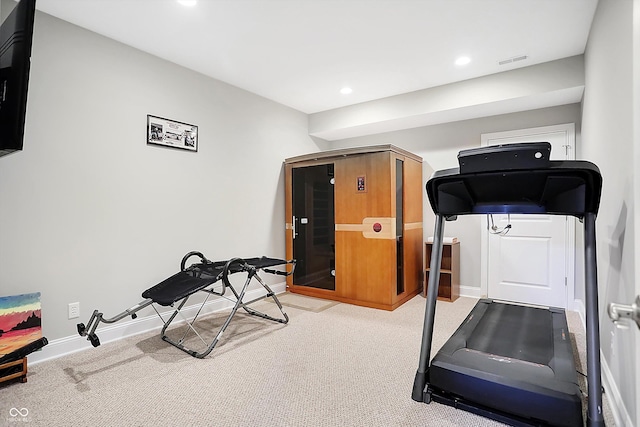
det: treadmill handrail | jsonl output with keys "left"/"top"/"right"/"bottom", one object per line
{"left": 426, "top": 160, "right": 602, "bottom": 218}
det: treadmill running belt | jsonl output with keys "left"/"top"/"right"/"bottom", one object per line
{"left": 429, "top": 299, "right": 582, "bottom": 426}
{"left": 467, "top": 303, "right": 553, "bottom": 365}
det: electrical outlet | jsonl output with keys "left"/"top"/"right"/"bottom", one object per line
{"left": 68, "top": 302, "right": 80, "bottom": 319}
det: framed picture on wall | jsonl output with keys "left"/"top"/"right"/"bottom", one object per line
{"left": 147, "top": 115, "right": 198, "bottom": 152}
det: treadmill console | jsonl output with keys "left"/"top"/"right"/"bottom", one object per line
{"left": 458, "top": 142, "right": 551, "bottom": 174}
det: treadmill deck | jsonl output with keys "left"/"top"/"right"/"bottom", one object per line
{"left": 428, "top": 299, "right": 582, "bottom": 426}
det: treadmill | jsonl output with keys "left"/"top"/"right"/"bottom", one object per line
{"left": 412, "top": 142, "right": 604, "bottom": 426}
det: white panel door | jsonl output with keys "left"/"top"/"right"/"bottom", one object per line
{"left": 480, "top": 124, "right": 575, "bottom": 308}
{"left": 486, "top": 213, "right": 568, "bottom": 307}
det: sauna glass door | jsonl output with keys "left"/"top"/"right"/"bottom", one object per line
{"left": 292, "top": 164, "right": 335, "bottom": 290}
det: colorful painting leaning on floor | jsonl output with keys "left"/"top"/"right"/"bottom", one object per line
{"left": 0, "top": 293, "right": 42, "bottom": 356}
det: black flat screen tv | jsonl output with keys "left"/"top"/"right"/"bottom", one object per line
{"left": 0, "top": 0, "right": 36, "bottom": 157}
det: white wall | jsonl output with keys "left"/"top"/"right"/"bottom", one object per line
{"left": 582, "top": 0, "right": 637, "bottom": 425}
{"left": 0, "top": 4, "right": 322, "bottom": 344}
{"left": 328, "top": 104, "right": 581, "bottom": 297}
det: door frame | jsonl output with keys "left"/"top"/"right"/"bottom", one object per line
{"left": 479, "top": 123, "right": 577, "bottom": 309}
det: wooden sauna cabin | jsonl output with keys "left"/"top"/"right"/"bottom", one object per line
{"left": 284, "top": 145, "right": 423, "bottom": 310}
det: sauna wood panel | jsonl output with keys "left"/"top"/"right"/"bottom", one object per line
{"left": 284, "top": 163, "right": 294, "bottom": 287}
{"left": 334, "top": 152, "right": 392, "bottom": 224}
{"left": 335, "top": 231, "right": 395, "bottom": 305}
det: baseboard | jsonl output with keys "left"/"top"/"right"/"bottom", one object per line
{"left": 573, "top": 298, "right": 586, "bottom": 327}
{"left": 27, "top": 283, "right": 287, "bottom": 365}
{"left": 600, "top": 350, "right": 634, "bottom": 427}
{"left": 572, "top": 298, "right": 633, "bottom": 427}
{"left": 459, "top": 285, "right": 483, "bottom": 299}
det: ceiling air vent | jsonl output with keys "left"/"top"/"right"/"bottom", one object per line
{"left": 499, "top": 55, "right": 528, "bottom": 66}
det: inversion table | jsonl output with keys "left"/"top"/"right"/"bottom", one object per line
{"left": 77, "top": 251, "right": 296, "bottom": 358}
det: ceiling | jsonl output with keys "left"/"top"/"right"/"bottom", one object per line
{"left": 34, "top": 0, "right": 598, "bottom": 117}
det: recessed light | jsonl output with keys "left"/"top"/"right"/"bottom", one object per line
{"left": 177, "top": 0, "right": 197, "bottom": 6}
{"left": 340, "top": 87, "right": 353, "bottom": 95}
{"left": 455, "top": 56, "right": 471, "bottom": 66}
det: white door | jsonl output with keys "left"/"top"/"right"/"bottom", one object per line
{"left": 480, "top": 124, "right": 575, "bottom": 308}
{"left": 636, "top": 255, "right": 640, "bottom": 427}
{"left": 637, "top": 274, "right": 640, "bottom": 427}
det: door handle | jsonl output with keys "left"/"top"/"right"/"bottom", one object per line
{"left": 292, "top": 216, "right": 296, "bottom": 240}
{"left": 607, "top": 295, "right": 640, "bottom": 329}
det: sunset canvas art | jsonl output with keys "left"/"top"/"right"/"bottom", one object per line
{"left": 0, "top": 292, "right": 42, "bottom": 356}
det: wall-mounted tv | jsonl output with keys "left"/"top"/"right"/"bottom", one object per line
{"left": 0, "top": 0, "right": 36, "bottom": 157}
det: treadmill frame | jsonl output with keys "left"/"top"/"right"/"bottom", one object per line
{"left": 412, "top": 143, "right": 605, "bottom": 426}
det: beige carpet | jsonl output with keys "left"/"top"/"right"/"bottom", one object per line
{"left": 270, "top": 292, "right": 339, "bottom": 313}
{"left": 0, "top": 294, "right": 614, "bottom": 426}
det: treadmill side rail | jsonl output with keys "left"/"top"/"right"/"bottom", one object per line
{"left": 412, "top": 214, "right": 446, "bottom": 402}
{"left": 584, "top": 213, "right": 605, "bottom": 426}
